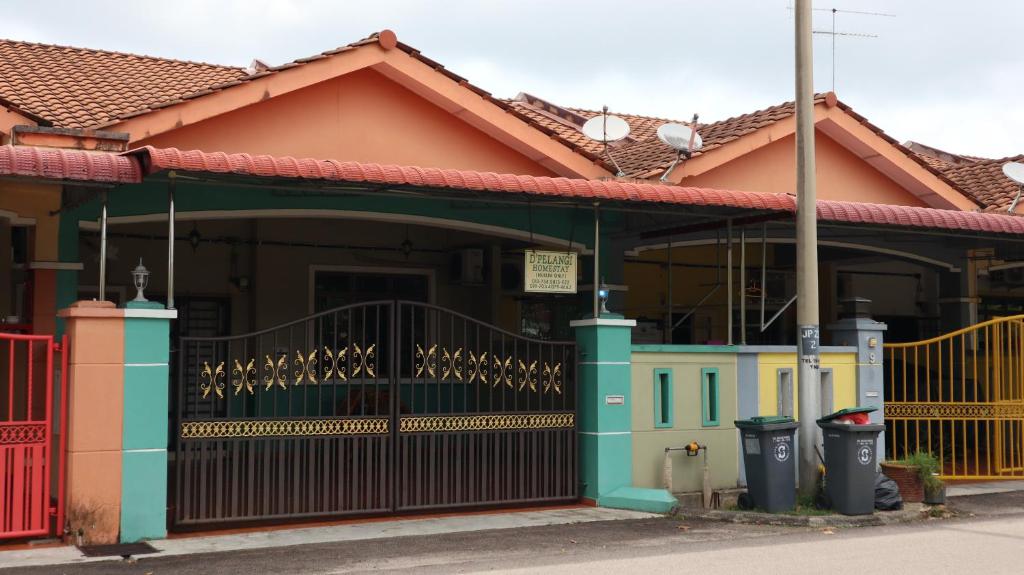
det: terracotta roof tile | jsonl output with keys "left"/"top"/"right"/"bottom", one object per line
{"left": 0, "top": 142, "right": 1017, "bottom": 236}
{"left": 937, "top": 155, "right": 1024, "bottom": 212}
{"left": 125, "top": 146, "right": 1024, "bottom": 236}
{"left": 0, "top": 39, "right": 247, "bottom": 128}
{"left": 0, "top": 144, "right": 139, "bottom": 183}
{"left": 132, "top": 146, "right": 786, "bottom": 211}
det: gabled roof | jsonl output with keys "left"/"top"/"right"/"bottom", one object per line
{"left": 0, "top": 33, "right": 604, "bottom": 161}
{"left": 508, "top": 94, "right": 977, "bottom": 204}
{"left": 0, "top": 39, "right": 247, "bottom": 128}
{"left": 0, "top": 31, "right": 609, "bottom": 179}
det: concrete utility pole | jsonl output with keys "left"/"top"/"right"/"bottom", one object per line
{"left": 795, "top": 0, "right": 822, "bottom": 496}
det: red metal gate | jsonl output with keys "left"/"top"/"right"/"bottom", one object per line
{"left": 0, "top": 333, "right": 67, "bottom": 540}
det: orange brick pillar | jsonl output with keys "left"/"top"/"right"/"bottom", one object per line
{"left": 57, "top": 301, "right": 124, "bottom": 544}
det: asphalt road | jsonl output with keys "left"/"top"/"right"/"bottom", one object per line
{"left": 9, "top": 492, "right": 1024, "bottom": 575}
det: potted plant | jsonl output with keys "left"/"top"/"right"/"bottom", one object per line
{"left": 881, "top": 451, "right": 940, "bottom": 503}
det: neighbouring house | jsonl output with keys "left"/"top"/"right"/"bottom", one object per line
{"left": 2, "top": 30, "right": 1023, "bottom": 545}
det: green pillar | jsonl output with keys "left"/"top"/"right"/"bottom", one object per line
{"left": 571, "top": 315, "right": 635, "bottom": 501}
{"left": 120, "top": 301, "right": 175, "bottom": 542}
{"left": 572, "top": 315, "right": 678, "bottom": 513}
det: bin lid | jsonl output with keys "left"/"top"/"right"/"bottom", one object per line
{"left": 734, "top": 415, "right": 798, "bottom": 430}
{"left": 736, "top": 415, "right": 794, "bottom": 425}
{"left": 817, "top": 406, "right": 877, "bottom": 423}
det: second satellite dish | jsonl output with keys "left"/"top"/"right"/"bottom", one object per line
{"left": 581, "top": 114, "right": 631, "bottom": 143}
{"left": 1004, "top": 162, "right": 1024, "bottom": 214}
{"left": 657, "top": 123, "right": 703, "bottom": 153}
{"left": 1003, "top": 162, "right": 1024, "bottom": 185}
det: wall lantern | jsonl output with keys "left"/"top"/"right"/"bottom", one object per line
{"left": 598, "top": 278, "right": 610, "bottom": 315}
{"left": 131, "top": 258, "right": 150, "bottom": 302}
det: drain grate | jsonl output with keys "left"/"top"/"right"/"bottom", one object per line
{"left": 78, "top": 542, "right": 159, "bottom": 558}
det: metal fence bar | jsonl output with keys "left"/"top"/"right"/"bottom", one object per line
{"left": 172, "top": 300, "right": 577, "bottom": 527}
{"left": 0, "top": 333, "right": 59, "bottom": 540}
{"left": 885, "top": 315, "right": 1024, "bottom": 479}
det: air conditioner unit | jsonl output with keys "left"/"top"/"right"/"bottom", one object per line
{"left": 451, "top": 248, "right": 485, "bottom": 285}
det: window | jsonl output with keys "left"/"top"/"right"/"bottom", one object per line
{"left": 701, "top": 367, "right": 720, "bottom": 427}
{"left": 820, "top": 368, "right": 835, "bottom": 418}
{"left": 777, "top": 368, "right": 794, "bottom": 418}
{"left": 653, "top": 369, "right": 673, "bottom": 428}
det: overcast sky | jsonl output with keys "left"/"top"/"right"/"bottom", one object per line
{"left": 1, "top": 1, "right": 1019, "bottom": 158}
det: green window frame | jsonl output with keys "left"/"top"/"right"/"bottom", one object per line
{"left": 701, "top": 367, "right": 720, "bottom": 427}
{"left": 653, "top": 368, "right": 673, "bottom": 428}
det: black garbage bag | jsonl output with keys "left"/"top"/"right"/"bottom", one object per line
{"left": 875, "top": 472, "right": 903, "bottom": 511}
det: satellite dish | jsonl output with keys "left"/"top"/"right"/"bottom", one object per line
{"left": 657, "top": 123, "right": 703, "bottom": 153}
{"left": 1004, "top": 162, "right": 1024, "bottom": 214}
{"left": 581, "top": 114, "right": 631, "bottom": 143}
{"left": 1003, "top": 162, "right": 1024, "bottom": 185}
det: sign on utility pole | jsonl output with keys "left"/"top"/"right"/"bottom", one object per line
{"left": 795, "top": 0, "right": 822, "bottom": 496}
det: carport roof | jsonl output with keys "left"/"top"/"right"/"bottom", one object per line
{"left": 4, "top": 143, "right": 1024, "bottom": 237}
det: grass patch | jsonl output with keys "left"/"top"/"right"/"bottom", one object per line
{"left": 781, "top": 493, "right": 832, "bottom": 516}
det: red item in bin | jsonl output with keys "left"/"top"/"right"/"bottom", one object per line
{"left": 835, "top": 412, "right": 870, "bottom": 425}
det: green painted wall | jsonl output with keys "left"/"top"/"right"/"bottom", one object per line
{"left": 630, "top": 351, "right": 739, "bottom": 493}
{"left": 55, "top": 180, "right": 628, "bottom": 331}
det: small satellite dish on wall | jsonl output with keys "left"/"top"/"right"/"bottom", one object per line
{"left": 581, "top": 114, "right": 631, "bottom": 143}
{"left": 1003, "top": 162, "right": 1024, "bottom": 214}
{"left": 657, "top": 123, "right": 703, "bottom": 153}
{"left": 580, "top": 107, "right": 631, "bottom": 176}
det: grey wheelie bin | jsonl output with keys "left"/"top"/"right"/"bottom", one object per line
{"left": 817, "top": 408, "right": 885, "bottom": 516}
{"left": 735, "top": 416, "right": 798, "bottom": 513}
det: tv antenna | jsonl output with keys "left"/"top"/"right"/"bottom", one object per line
{"left": 581, "top": 106, "right": 631, "bottom": 177}
{"left": 1003, "top": 162, "right": 1024, "bottom": 214}
{"left": 657, "top": 114, "right": 703, "bottom": 182}
{"left": 788, "top": 5, "right": 895, "bottom": 92}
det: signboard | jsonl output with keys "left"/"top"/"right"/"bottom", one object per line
{"left": 524, "top": 250, "right": 577, "bottom": 294}
{"left": 799, "top": 325, "right": 820, "bottom": 369}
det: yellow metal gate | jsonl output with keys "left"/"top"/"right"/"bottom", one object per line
{"left": 884, "top": 316, "right": 1024, "bottom": 479}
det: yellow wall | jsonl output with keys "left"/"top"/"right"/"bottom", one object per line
{"left": 624, "top": 243, "right": 773, "bottom": 343}
{"left": 756, "top": 351, "right": 857, "bottom": 418}
{"left": 1, "top": 181, "right": 62, "bottom": 260}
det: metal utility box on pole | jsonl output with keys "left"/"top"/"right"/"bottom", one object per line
{"left": 795, "top": 0, "right": 822, "bottom": 496}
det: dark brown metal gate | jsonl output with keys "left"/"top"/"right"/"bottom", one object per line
{"left": 171, "top": 301, "right": 576, "bottom": 528}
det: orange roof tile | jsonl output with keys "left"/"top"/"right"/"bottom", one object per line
{"left": 0, "top": 39, "right": 247, "bottom": 128}
{"left": 939, "top": 156, "right": 1024, "bottom": 213}
{"left": 908, "top": 143, "right": 1024, "bottom": 212}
